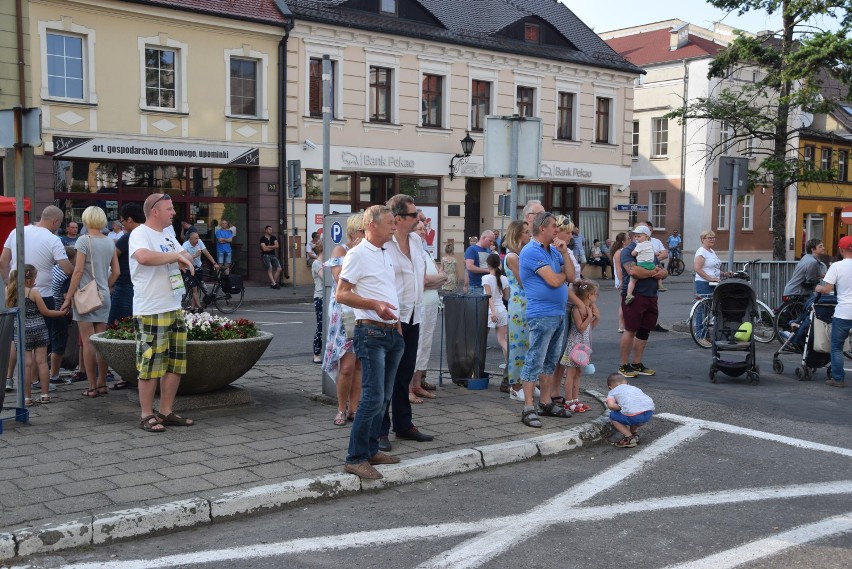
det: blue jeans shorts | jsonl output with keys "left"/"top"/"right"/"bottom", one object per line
{"left": 520, "top": 315, "right": 565, "bottom": 382}
{"left": 217, "top": 250, "right": 232, "bottom": 264}
{"left": 610, "top": 410, "right": 653, "bottom": 426}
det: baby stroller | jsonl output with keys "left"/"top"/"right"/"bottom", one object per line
{"left": 772, "top": 295, "right": 835, "bottom": 381}
{"left": 708, "top": 279, "right": 760, "bottom": 384}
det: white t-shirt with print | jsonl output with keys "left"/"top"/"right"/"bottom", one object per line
{"left": 4, "top": 224, "right": 68, "bottom": 297}
{"left": 129, "top": 224, "right": 182, "bottom": 315}
{"left": 823, "top": 258, "right": 852, "bottom": 320}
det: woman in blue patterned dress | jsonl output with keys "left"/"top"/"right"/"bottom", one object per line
{"left": 322, "top": 213, "right": 365, "bottom": 426}
{"left": 503, "top": 220, "right": 531, "bottom": 402}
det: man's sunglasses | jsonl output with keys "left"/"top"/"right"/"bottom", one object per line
{"left": 397, "top": 212, "right": 419, "bottom": 218}
{"left": 151, "top": 194, "right": 172, "bottom": 208}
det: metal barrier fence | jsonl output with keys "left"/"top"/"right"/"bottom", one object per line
{"left": 721, "top": 260, "right": 798, "bottom": 310}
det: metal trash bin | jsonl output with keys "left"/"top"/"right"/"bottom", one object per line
{"left": 442, "top": 293, "right": 489, "bottom": 384}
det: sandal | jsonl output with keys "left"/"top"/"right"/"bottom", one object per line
{"left": 82, "top": 388, "right": 99, "bottom": 398}
{"left": 552, "top": 396, "right": 567, "bottom": 408}
{"left": 96, "top": 385, "right": 109, "bottom": 396}
{"left": 155, "top": 411, "right": 194, "bottom": 426}
{"left": 521, "top": 409, "right": 542, "bottom": 428}
{"left": 112, "top": 380, "right": 130, "bottom": 390}
{"left": 140, "top": 415, "right": 166, "bottom": 433}
{"left": 39, "top": 394, "right": 50, "bottom": 404}
{"left": 24, "top": 397, "right": 32, "bottom": 407}
{"left": 412, "top": 387, "right": 435, "bottom": 399}
{"left": 614, "top": 436, "right": 637, "bottom": 448}
{"left": 539, "top": 401, "right": 572, "bottom": 418}
{"left": 333, "top": 411, "right": 347, "bottom": 426}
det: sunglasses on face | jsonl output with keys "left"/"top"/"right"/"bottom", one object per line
{"left": 397, "top": 212, "right": 419, "bottom": 219}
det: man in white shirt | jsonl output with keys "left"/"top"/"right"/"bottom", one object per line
{"left": 816, "top": 235, "right": 852, "bottom": 388}
{"left": 129, "top": 193, "right": 195, "bottom": 433}
{"left": 336, "top": 205, "right": 404, "bottom": 479}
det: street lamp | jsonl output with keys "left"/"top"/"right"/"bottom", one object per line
{"left": 448, "top": 131, "right": 476, "bottom": 181}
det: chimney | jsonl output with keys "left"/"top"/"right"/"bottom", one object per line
{"left": 670, "top": 23, "right": 689, "bottom": 51}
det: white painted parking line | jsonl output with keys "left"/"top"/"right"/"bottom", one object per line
{"left": 254, "top": 322, "right": 304, "bottom": 326}
{"left": 662, "top": 512, "right": 852, "bottom": 569}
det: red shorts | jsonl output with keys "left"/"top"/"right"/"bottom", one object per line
{"left": 622, "top": 294, "right": 658, "bottom": 332}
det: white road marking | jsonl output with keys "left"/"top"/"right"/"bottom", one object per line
{"left": 662, "top": 512, "right": 852, "bottom": 569}
{"left": 239, "top": 309, "right": 310, "bottom": 314}
{"left": 255, "top": 322, "right": 304, "bottom": 326}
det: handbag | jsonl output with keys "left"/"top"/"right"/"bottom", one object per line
{"left": 73, "top": 236, "right": 104, "bottom": 315}
{"left": 569, "top": 342, "right": 592, "bottom": 367}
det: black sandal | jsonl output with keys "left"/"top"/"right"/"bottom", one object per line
{"left": 112, "top": 380, "right": 130, "bottom": 390}
{"left": 539, "top": 401, "right": 572, "bottom": 418}
{"left": 521, "top": 409, "right": 542, "bottom": 428}
{"left": 155, "top": 411, "right": 194, "bottom": 426}
{"left": 139, "top": 415, "right": 165, "bottom": 432}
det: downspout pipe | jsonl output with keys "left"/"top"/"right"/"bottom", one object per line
{"left": 275, "top": 1, "right": 295, "bottom": 279}
{"left": 15, "top": 0, "right": 26, "bottom": 104}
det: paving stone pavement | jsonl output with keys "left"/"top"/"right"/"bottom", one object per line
{"left": 0, "top": 362, "right": 604, "bottom": 533}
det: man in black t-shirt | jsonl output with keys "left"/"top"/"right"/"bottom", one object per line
{"left": 260, "top": 225, "right": 282, "bottom": 289}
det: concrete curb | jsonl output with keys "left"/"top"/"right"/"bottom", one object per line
{"left": 2, "top": 411, "right": 610, "bottom": 561}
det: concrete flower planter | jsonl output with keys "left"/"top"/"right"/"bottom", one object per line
{"left": 89, "top": 331, "right": 273, "bottom": 395}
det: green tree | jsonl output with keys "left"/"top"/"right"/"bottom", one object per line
{"left": 667, "top": 0, "right": 852, "bottom": 259}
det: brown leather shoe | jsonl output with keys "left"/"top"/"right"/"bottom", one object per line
{"left": 368, "top": 452, "right": 400, "bottom": 465}
{"left": 343, "top": 461, "right": 383, "bottom": 480}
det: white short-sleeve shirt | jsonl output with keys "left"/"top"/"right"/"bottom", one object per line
{"left": 823, "top": 258, "right": 852, "bottom": 320}
{"left": 339, "top": 239, "right": 399, "bottom": 323}
{"left": 4, "top": 225, "right": 68, "bottom": 297}
{"left": 129, "top": 224, "right": 182, "bottom": 315}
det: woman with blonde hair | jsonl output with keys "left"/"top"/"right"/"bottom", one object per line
{"left": 502, "top": 220, "right": 532, "bottom": 401}
{"left": 60, "top": 206, "right": 119, "bottom": 398}
{"left": 323, "top": 213, "right": 364, "bottom": 425}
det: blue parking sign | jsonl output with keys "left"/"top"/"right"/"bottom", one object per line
{"left": 331, "top": 221, "right": 344, "bottom": 244}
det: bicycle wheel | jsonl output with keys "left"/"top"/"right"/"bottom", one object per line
{"left": 689, "top": 298, "right": 713, "bottom": 348}
{"left": 774, "top": 300, "right": 804, "bottom": 345}
{"left": 669, "top": 258, "right": 685, "bottom": 277}
{"left": 214, "top": 286, "right": 244, "bottom": 314}
{"left": 753, "top": 301, "right": 775, "bottom": 343}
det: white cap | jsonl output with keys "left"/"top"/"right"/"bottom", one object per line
{"left": 631, "top": 225, "right": 651, "bottom": 237}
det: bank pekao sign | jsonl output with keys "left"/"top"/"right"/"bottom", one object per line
{"left": 52, "top": 137, "right": 259, "bottom": 166}
{"left": 540, "top": 163, "right": 593, "bottom": 181}
{"left": 340, "top": 150, "right": 415, "bottom": 170}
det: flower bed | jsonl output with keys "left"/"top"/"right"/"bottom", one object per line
{"left": 104, "top": 311, "right": 259, "bottom": 342}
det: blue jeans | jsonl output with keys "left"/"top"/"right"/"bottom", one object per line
{"left": 108, "top": 283, "right": 134, "bottom": 325}
{"left": 830, "top": 317, "right": 852, "bottom": 383}
{"left": 694, "top": 281, "right": 714, "bottom": 340}
{"left": 347, "top": 323, "right": 404, "bottom": 464}
{"left": 468, "top": 286, "right": 484, "bottom": 295}
{"left": 520, "top": 315, "right": 565, "bottom": 382}
{"left": 381, "top": 322, "right": 419, "bottom": 437}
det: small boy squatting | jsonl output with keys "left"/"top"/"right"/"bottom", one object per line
{"left": 606, "top": 373, "right": 655, "bottom": 448}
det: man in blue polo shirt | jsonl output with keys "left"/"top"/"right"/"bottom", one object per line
{"left": 517, "top": 212, "right": 575, "bottom": 428}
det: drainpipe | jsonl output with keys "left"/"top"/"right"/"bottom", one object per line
{"left": 15, "top": 0, "right": 26, "bottom": 104}
{"left": 679, "top": 58, "right": 688, "bottom": 240}
{"left": 276, "top": 2, "right": 294, "bottom": 279}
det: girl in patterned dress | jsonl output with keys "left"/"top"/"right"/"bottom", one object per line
{"left": 503, "top": 220, "right": 532, "bottom": 401}
{"left": 559, "top": 279, "right": 600, "bottom": 414}
{"left": 5, "top": 265, "right": 68, "bottom": 405}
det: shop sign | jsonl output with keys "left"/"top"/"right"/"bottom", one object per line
{"left": 340, "top": 150, "right": 415, "bottom": 170}
{"left": 539, "top": 163, "right": 593, "bottom": 180}
{"left": 52, "top": 137, "right": 259, "bottom": 166}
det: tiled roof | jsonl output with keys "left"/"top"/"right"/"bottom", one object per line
{"left": 284, "top": 0, "right": 641, "bottom": 74}
{"left": 118, "top": 0, "right": 292, "bottom": 26}
{"left": 605, "top": 28, "right": 724, "bottom": 66}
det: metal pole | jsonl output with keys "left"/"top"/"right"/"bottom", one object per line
{"left": 320, "top": 55, "right": 333, "bottom": 398}
{"left": 727, "top": 160, "right": 739, "bottom": 272}
{"left": 13, "top": 106, "right": 26, "bottom": 411}
{"left": 291, "top": 190, "right": 296, "bottom": 293}
{"left": 508, "top": 117, "right": 520, "bottom": 221}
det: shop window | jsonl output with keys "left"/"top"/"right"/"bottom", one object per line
{"left": 305, "top": 172, "right": 352, "bottom": 201}
{"left": 229, "top": 58, "right": 258, "bottom": 117}
{"left": 400, "top": 177, "right": 439, "bottom": 204}
{"left": 46, "top": 34, "right": 84, "bottom": 100}
{"left": 516, "top": 182, "right": 545, "bottom": 219}
{"left": 550, "top": 185, "right": 575, "bottom": 219}
{"left": 470, "top": 80, "right": 491, "bottom": 132}
{"left": 369, "top": 67, "right": 392, "bottom": 123}
{"left": 359, "top": 175, "right": 395, "bottom": 206}
{"left": 421, "top": 74, "right": 443, "bottom": 127}
{"left": 577, "top": 186, "right": 610, "bottom": 247}
{"left": 517, "top": 86, "right": 535, "bottom": 118}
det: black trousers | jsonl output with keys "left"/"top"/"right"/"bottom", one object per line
{"left": 380, "top": 322, "right": 420, "bottom": 436}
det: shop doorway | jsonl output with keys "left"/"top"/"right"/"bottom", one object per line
{"left": 464, "top": 179, "right": 481, "bottom": 245}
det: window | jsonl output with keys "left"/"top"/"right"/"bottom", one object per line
{"left": 380, "top": 0, "right": 397, "bottom": 15}
{"left": 651, "top": 118, "right": 668, "bottom": 157}
{"left": 46, "top": 33, "right": 84, "bottom": 99}
{"left": 145, "top": 47, "right": 176, "bottom": 109}
{"left": 309, "top": 58, "right": 335, "bottom": 118}
{"left": 650, "top": 191, "right": 666, "bottom": 229}
{"left": 839, "top": 150, "right": 848, "bottom": 181}
{"left": 720, "top": 122, "right": 733, "bottom": 153}
{"left": 595, "top": 97, "right": 611, "bottom": 143}
{"left": 803, "top": 144, "right": 815, "bottom": 166}
{"left": 399, "top": 177, "right": 439, "bottom": 204}
{"left": 525, "top": 23, "right": 540, "bottom": 43}
{"left": 229, "top": 58, "right": 257, "bottom": 117}
{"left": 717, "top": 194, "right": 731, "bottom": 230}
{"left": 370, "top": 66, "right": 392, "bottom": 123}
{"left": 769, "top": 196, "right": 774, "bottom": 231}
{"left": 821, "top": 147, "right": 833, "bottom": 171}
{"left": 306, "top": 172, "right": 352, "bottom": 201}
{"left": 470, "top": 80, "right": 490, "bottom": 132}
{"left": 557, "top": 92, "right": 574, "bottom": 140}
{"left": 359, "top": 174, "right": 395, "bottom": 206}
{"left": 515, "top": 182, "right": 545, "bottom": 219}
{"left": 517, "top": 86, "right": 535, "bottom": 118}
{"left": 628, "top": 191, "right": 638, "bottom": 227}
{"left": 632, "top": 120, "right": 639, "bottom": 158}
{"left": 421, "top": 74, "right": 443, "bottom": 127}
{"left": 745, "top": 136, "right": 755, "bottom": 157}
{"left": 742, "top": 194, "right": 753, "bottom": 230}
{"left": 577, "top": 187, "right": 610, "bottom": 250}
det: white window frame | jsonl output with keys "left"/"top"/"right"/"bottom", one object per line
{"left": 39, "top": 19, "right": 97, "bottom": 104}
{"left": 138, "top": 35, "right": 189, "bottom": 113}
{"left": 821, "top": 147, "right": 833, "bottom": 171}
{"left": 839, "top": 149, "right": 848, "bottom": 181}
{"left": 741, "top": 194, "right": 753, "bottom": 230}
{"left": 468, "top": 64, "right": 498, "bottom": 131}
{"left": 418, "top": 57, "right": 452, "bottom": 129}
{"left": 768, "top": 195, "right": 774, "bottom": 231}
{"left": 304, "top": 40, "right": 344, "bottom": 119}
{"left": 364, "top": 48, "right": 401, "bottom": 124}
{"left": 554, "top": 77, "right": 580, "bottom": 142}
{"left": 631, "top": 120, "right": 639, "bottom": 158}
{"left": 720, "top": 121, "right": 733, "bottom": 153}
{"left": 514, "top": 71, "right": 542, "bottom": 118}
{"left": 717, "top": 194, "right": 731, "bottom": 231}
{"left": 650, "top": 191, "right": 666, "bottom": 230}
{"left": 651, "top": 117, "right": 668, "bottom": 158}
{"left": 224, "top": 47, "right": 269, "bottom": 119}
{"left": 593, "top": 82, "right": 618, "bottom": 145}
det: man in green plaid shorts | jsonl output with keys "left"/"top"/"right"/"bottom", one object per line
{"left": 129, "top": 193, "right": 196, "bottom": 432}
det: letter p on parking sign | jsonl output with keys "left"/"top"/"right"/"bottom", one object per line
{"left": 331, "top": 221, "right": 344, "bottom": 244}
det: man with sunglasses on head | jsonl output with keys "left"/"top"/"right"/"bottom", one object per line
{"left": 129, "top": 193, "right": 196, "bottom": 433}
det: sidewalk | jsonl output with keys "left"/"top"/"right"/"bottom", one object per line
{"left": 0, "top": 360, "right": 608, "bottom": 560}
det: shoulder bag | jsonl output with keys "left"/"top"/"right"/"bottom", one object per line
{"left": 73, "top": 236, "right": 104, "bottom": 315}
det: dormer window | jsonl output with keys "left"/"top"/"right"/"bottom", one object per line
{"left": 380, "top": 0, "right": 398, "bottom": 15}
{"left": 524, "top": 23, "right": 540, "bottom": 44}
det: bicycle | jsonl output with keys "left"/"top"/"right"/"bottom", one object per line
{"left": 688, "top": 260, "right": 776, "bottom": 348}
{"left": 181, "top": 266, "right": 244, "bottom": 314}
{"left": 667, "top": 247, "right": 685, "bottom": 276}
{"left": 772, "top": 280, "right": 819, "bottom": 344}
